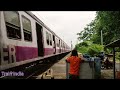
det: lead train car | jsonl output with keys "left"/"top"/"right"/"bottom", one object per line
{"left": 0, "top": 11, "right": 70, "bottom": 71}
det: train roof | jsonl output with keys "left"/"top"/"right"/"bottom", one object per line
{"left": 26, "top": 11, "right": 70, "bottom": 48}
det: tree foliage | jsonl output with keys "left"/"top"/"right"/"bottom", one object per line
{"left": 87, "top": 44, "right": 103, "bottom": 56}
{"left": 77, "top": 11, "right": 120, "bottom": 45}
{"left": 76, "top": 11, "right": 120, "bottom": 54}
{"left": 76, "top": 41, "right": 103, "bottom": 56}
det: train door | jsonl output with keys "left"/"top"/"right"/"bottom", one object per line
{"left": 59, "top": 40, "right": 61, "bottom": 53}
{"left": 53, "top": 35, "right": 56, "bottom": 54}
{"left": 36, "top": 23, "right": 44, "bottom": 56}
{"left": 0, "top": 12, "right": 1, "bottom": 63}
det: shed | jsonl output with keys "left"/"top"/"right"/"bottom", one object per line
{"left": 105, "top": 39, "right": 120, "bottom": 79}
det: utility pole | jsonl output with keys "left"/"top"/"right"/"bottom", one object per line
{"left": 71, "top": 41, "right": 72, "bottom": 50}
{"left": 101, "top": 30, "right": 103, "bottom": 45}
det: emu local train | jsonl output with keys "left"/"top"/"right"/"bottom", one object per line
{"left": 0, "top": 11, "right": 71, "bottom": 71}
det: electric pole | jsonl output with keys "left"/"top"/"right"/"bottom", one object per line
{"left": 101, "top": 30, "right": 103, "bottom": 45}
{"left": 71, "top": 41, "right": 72, "bottom": 50}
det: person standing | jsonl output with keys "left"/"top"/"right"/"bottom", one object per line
{"left": 66, "top": 49, "right": 83, "bottom": 79}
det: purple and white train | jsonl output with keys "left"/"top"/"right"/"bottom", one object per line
{"left": 0, "top": 11, "right": 71, "bottom": 71}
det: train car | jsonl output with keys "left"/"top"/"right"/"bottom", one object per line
{"left": 0, "top": 11, "right": 71, "bottom": 71}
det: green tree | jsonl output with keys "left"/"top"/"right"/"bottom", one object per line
{"left": 77, "top": 11, "right": 120, "bottom": 54}
{"left": 77, "top": 20, "right": 96, "bottom": 42}
{"left": 77, "top": 11, "right": 120, "bottom": 45}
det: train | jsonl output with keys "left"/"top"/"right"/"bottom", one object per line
{"left": 0, "top": 11, "right": 71, "bottom": 71}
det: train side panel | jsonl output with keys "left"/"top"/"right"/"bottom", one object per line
{"left": 0, "top": 11, "right": 40, "bottom": 70}
{"left": 2, "top": 11, "right": 38, "bottom": 60}
{"left": 43, "top": 27, "right": 54, "bottom": 56}
{"left": 0, "top": 11, "right": 71, "bottom": 71}
{"left": 55, "top": 36, "right": 59, "bottom": 54}
{"left": 0, "top": 11, "right": 2, "bottom": 65}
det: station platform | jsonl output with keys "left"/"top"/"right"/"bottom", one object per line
{"left": 36, "top": 53, "right": 95, "bottom": 79}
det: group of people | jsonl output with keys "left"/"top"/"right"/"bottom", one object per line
{"left": 101, "top": 57, "right": 113, "bottom": 69}
{"left": 66, "top": 49, "right": 113, "bottom": 79}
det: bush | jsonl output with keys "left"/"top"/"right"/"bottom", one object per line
{"left": 75, "top": 41, "right": 104, "bottom": 57}
{"left": 88, "top": 44, "right": 103, "bottom": 56}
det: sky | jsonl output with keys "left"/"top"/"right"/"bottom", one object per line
{"left": 32, "top": 11, "right": 96, "bottom": 48}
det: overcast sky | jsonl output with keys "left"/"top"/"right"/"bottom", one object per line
{"left": 32, "top": 11, "right": 96, "bottom": 48}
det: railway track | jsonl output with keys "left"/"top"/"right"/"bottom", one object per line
{"left": 25, "top": 63, "right": 54, "bottom": 79}
{"left": 0, "top": 61, "right": 56, "bottom": 79}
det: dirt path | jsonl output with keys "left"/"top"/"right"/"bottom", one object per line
{"left": 101, "top": 69, "right": 113, "bottom": 79}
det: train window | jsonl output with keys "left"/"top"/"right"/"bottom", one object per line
{"left": 59, "top": 40, "right": 60, "bottom": 46}
{"left": 22, "top": 15, "right": 32, "bottom": 41}
{"left": 56, "top": 38, "right": 57, "bottom": 47}
{"left": 61, "top": 42, "right": 62, "bottom": 47}
{"left": 46, "top": 31, "right": 49, "bottom": 45}
{"left": 49, "top": 34, "right": 52, "bottom": 46}
{"left": 4, "top": 11, "right": 21, "bottom": 39}
{"left": 59, "top": 40, "right": 60, "bottom": 47}
{"left": 57, "top": 41, "right": 58, "bottom": 47}
{"left": 57, "top": 39, "right": 59, "bottom": 47}
{"left": 57, "top": 38, "right": 59, "bottom": 47}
